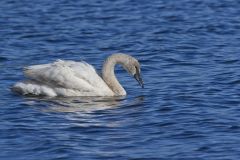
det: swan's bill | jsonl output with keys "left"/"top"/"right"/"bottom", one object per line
{"left": 134, "top": 73, "right": 144, "bottom": 88}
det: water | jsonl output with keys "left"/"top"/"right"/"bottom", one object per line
{"left": 1, "top": 0, "right": 240, "bottom": 159}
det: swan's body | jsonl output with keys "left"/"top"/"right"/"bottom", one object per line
{"left": 13, "top": 53, "right": 143, "bottom": 97}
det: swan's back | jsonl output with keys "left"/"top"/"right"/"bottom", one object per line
{"left": 13, "top": 60, "right": 114, "bottom": 97}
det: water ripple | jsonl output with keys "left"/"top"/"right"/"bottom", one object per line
{"left": 1, "top": 0, "right": 240, "bottom": 159}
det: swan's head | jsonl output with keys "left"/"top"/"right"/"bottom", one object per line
{"left": 124, "top": 58, "right": 144, "bottom": 88}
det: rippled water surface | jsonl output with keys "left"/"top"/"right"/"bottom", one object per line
{"left": 1, "top": 0, "right": 240, "bottom": 159}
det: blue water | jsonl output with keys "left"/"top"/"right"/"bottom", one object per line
{"left": 1, "top": 0, "right": 240, "bottom": 159}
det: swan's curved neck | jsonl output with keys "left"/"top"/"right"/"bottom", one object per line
{"left": 102, "top": 54, "right": 128, "bottom": 96}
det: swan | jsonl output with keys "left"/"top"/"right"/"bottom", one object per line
{"left": 12, "top": 53, "right": 144, "bottom": 97}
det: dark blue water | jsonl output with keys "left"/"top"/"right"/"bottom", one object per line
{"left": 1, "top": 0, "right": 240, "bottom": 159}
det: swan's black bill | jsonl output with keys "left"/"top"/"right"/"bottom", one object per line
{"left": 134, "top": 73, "right": 144, "bottom": 88}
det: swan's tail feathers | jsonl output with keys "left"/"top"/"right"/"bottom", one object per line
{"left": 12, "top": 81, "right": 57, "bottom": 97}
{"left": 23, "top": 64, "right": 48, "bottom": 80}
{"left": 23, "top": 67, "right": 34, "bottom": 79}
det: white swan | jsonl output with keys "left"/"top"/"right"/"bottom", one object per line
{"left": 12, "top": 53, "right": 143, "bottom": 97}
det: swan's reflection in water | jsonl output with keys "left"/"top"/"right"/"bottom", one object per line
{"left": 45, "top": 96, "right": 124, "bottom": 113}
{"left": 26, "top": 96, "right": 144, "bottom": 113}
{"left": 23, "top": 96, "right": 144, "bottom": 128}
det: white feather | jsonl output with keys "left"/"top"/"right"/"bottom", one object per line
{"left": 13, "top": 60, "right": 114, "bottom": 97}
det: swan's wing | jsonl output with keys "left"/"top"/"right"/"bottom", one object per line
{"left": 23, "top": 60, "right": 105, "bottom": 92}
{"left": 63, "top": 60, "right": 114, "bottom": 94}
{"left": 66, "top": 60, "right": 109, "bottom": 88}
